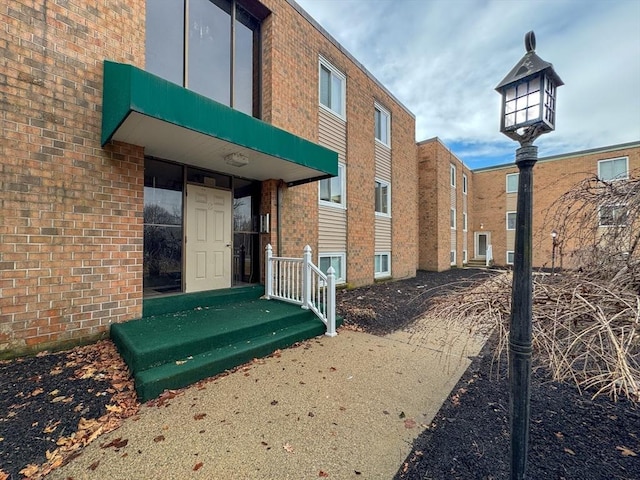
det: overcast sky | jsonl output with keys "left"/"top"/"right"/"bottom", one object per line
{"left": 295, "top": 0, "right": 640, "bottom": 169}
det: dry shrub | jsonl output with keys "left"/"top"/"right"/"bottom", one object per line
{"left": 430, "top": 271, "right": 639, "bottom": 402}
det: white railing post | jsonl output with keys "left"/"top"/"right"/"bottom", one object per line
{"left": 265, "top": 243, "right": 273, "bottom": 299}
{"left": 325, "top": 266, "right": 337, "bottom": 337}
{"left": 301, "top": 245, "right": 311, "bottom": 309}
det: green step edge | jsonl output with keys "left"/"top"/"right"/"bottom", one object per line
{"left": 135, "top": 319, "right": 327, "bottom": 401}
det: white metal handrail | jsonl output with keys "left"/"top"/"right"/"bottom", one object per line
{"left": 265, "top": 244, "right": 337, "bottom": 337}
{"left": 486, "top": 244, "right": 493, "bottom": 267}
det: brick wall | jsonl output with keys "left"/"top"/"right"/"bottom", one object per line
{"left": 261, "top": 0, "right": 417, "bottom": 286}
{"left": 0, "top": 1, "right": 145, "bottom": 356}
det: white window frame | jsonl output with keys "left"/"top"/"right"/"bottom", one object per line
{"left": 506, "top": 173, "right": 519, "bottom": 193}
{"left": 462, "top": 173, "right": 468, "bottom": 194}
{"left": 374, "top": 252, "right": 391, "bottom": 279}
{"left": 462, "top": 212, "right": 468, "bottom": 232}
{"left": 319, "top": 252, "right": 346, "bottom": 284}
{"left": 506, "top": 211, "right": 517, "bottom": 230}
{"left": 462, "top": 250, "right": 468, "bottom": 264}
{"left": 599, "top": 204, "right": 627, "bottom": 227}
{"left": 374, "top": 103, "right": 391, "bottom": 147}
{"left": 450, "top": 250, "right": 456, "bottom": 265}
{"left": 319, "top": 163, "right": 346, "bottom": 209}
{"left": 506, "top": 251, "right": 515, "bottom": 265}
{"left": 450, "top": 208, "right": 456, "bottom": 230}
{"left": 597, "top": 157, "right": 629, "bottom": 181}
{"left": 450, "top": 164, "right": 456, "bottom": 187}
{"left": 374, "top": 178, "right": 391, "bottom": 217}
{"left": 319, "top": 57, "right": 346, "bottom": 120}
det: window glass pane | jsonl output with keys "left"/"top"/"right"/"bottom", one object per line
{"left": 234, "top": 8, "right": 254, "bottom": 115}
{"left": 381, "top": 185, "right": 388, "bottom": 214}
{"left": 319, "top": 257, "right": 331, "bottom": 273}
{"left": 381, "top": 254, "right": 388, "bottom": 272}
{"left": 188, "top": 0, "right": 231, "bottom": 105}
{"left": 331, "top": 256, "right": 342, "bottom": 278}
{"left": 319, "top": 178, "right": 330, "bottom": 202}
{"left": 507, "top": 212, "right": 516, "bottom": 230}
{"left": 146, "top": 0, "right": 184, "bottom": 85}
{"left": 374, "top": 109, "right": 381, "bottom": 140}
{"left": 144, "top": 158, "right": 184, "bottom": 295}
{"left": 320, "top": 66, "right": 330, "bottom": 108}
{"left": 330, "top": 175, "right": 342, "bottom": 203}
{"left": 331, "top": 74, "right": 343, "bottom": 115}
{"left": 599, "top": 158, "right": 628, "bottom": 181}
{"left": 507, "top": 173, "right": 519, "bottom": 193}
{"left": 374, "top": 255, "right": 381, "bottom": 272}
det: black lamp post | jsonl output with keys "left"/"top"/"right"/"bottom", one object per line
{"left": 551, "top": 229, "right": 558, "bottom": 275}
{"left": 495, "top": 31, "right": 563, "bottom": 480}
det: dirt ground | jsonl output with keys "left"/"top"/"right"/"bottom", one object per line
{"left": 1, "top": 268, "right": 638, "bottom": 479}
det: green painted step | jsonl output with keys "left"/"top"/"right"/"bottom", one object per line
{"left": 111, "top": 298, "right": 310, "bottom": 373}
{"left": 135, "top": 317, "right": 326, "bottom": 401}
{"left": 142, "top": 285, "right": 263, "bottom": 317}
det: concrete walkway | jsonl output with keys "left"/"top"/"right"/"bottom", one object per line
{"left": 49, "top": 314, "right": 487, "bottom": 480}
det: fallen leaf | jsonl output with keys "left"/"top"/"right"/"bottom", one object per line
{"left": 49, "top": 389, "right": 60, "bottom": 396}
{"left": 555, "top": 432, "right": 564, "bottom": 440}
{"left": 329, "top": 367, "right": 337, "bottom": 372}
{"left": 31, "top": 387, "right": 44, "bottom": 396}
{"left": 154, "top": 435, "right": 166, "bottom": 443}
{"left": 319, "top": 470, "right": 329, "bottom": 477}
{"left": 89, "top": 460, "right": 100, "bottom": 471}
{"left": 106, "top": 404, "right": 123, "bottom": 413}
{"left": 616, "top": 446, "right": 637, "bottom": 457}
{"left": 404, "top": 419, "right": 417, "bottom": 429}
{"left": 19, "top": 465, "right": 39, "bottom": 477}
{"left": 175, "top": 360, "right": 187, "bottom": 365}
{"left": 0, "top": 470, "right": 9, "bottom": 480}
{"left": 43, "top": 421, "right": 61, "bottom": 433}
{"left": 399, "top": 411, "right": 406, "bottom": 419}
{"left": 102, "top": 437, "right": 128, "bottom": 449}
{"left": 283, "top": 443, "right": 295, "bottom": 453}
{"left": 271, "top": 400, "right": 278, "bottom": 406}
{"left": 564, "top": 448, "right": 575, "bottom": 456}
{"left": 193, "top": 462, "right": 204, "bottom": 471}
{"left": 194, "top": 413, "right": 207, "bottom": 420}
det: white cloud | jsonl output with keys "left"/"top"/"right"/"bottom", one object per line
{"left": 295, "top": 0, "right": 640, "bottom": 167}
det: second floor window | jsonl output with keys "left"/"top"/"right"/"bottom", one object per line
{"left": 506, "top": 173, "right": 519, "bottom": 193}
{"left": 598, "top": 157, "right": 628, "bottom": 181}
{"left": 146, "top": 0, "right": 262, "bottom": 117}
{"left": 374, "top": 104, "right": 390, "bottom": 146}
{"left": 319, "top": 59, "right": 345, "bottom": 118}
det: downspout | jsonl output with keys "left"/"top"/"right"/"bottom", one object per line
{"left": 277, "top": 180, "right": 284, "bottom": 256}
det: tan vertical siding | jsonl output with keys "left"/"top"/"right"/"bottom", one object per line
{"left": 375, "top": 216, "right": 392, "bottom": 251}
{"left": 318, "top": 108, "right": 347, "bottom": 254}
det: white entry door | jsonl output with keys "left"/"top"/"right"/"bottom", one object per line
{"left": 186, "top": 185, "right": 232, "bottom": 292}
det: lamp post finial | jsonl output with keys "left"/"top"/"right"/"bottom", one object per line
{"left": 525, "top": 31, "right": 536, "bottom": 53}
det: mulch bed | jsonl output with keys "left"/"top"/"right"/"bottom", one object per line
{"left": 1, "top": 268, "right": 638, "bottom": 478}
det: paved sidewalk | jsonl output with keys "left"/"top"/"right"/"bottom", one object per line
{"left": 49, "top": 315, "right": 487, "bottom": 480}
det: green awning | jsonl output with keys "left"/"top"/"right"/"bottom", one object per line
{"left": 101, "top": 61, "right": 338, "bottom": 185}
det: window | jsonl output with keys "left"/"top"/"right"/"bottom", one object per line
{"left": 450, "top": 250, "right": 456, "bottom": 265}
{"left": 450, "top": 208, "right": 456, "bottom": 229}
{"left": 375, "top": 180, "right": 390, "bottom": 215}
{"left": 506, "top": 251, "right": 515, "bottom": 265}
{"left": 450, "top": 164, "right": 456, "bottom": 187}
{"left": 599, "top": 205, "right": 627, "bottom": 227}
{"left": 374, "top": 253, "right": 391, "bottom": 278}
{"left": 463, "top": 250, "right": 468, "bottom": 264}
{"left": 506, "top": 173, "right": 519, "bottom": 193}
{"left": 374, "top": 103, "right": 390, "bottom": 146}
{"left": 319, "top": 58, "right": 345, "bottom": 117}
{"left": 462, "top": 174, "right": 468, "bottom": 194}
{"left": 506, "top": 211, "right": 517, "bottom": 230}
{"left": 598, "top": 157, "right": 628, "bottom": 181}
{"left": 462, "top": 212, "right": 468, "bottom": 231}
{"left": 319, "top": 164, "right": 345, "bottom": 207}
{"left": 146, "top": 0, "right": 262, "bottom": 117}
{"left": 319, "top": 253, "right": 345, "bottom": 284}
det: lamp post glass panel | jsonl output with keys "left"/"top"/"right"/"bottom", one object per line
{"left": 495, "top": 31, "right": 563, "bottom": 480}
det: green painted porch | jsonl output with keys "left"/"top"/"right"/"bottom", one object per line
{"left": 110, "top": 286, "right": 341, "bottom": 402}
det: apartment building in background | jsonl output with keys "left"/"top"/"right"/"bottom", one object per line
{"left": 418, "top": 140, "right": 640, "bottom": 271}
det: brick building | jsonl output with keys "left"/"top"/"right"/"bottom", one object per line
{"left": 1, "top": 0, "right": 637, "bottom": 359}
{"left": 417, "top": 139, "right": 640, "bottom": 271}
{"left": 1, "top": 0, "right": 417, "bottom": 356}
